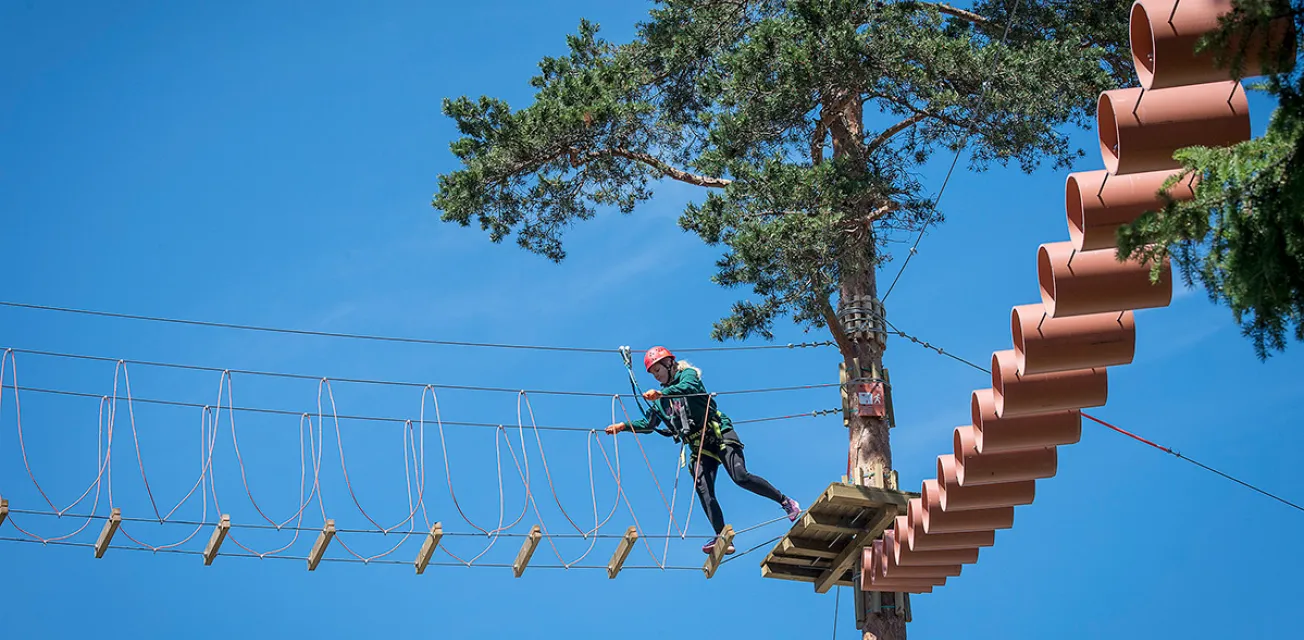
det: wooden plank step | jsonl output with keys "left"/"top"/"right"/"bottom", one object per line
{"left": 607, "top": 526, "right": 638, "bottom": 579}
{"left": 702, "top": 525, "right": 735, "bottom": 579}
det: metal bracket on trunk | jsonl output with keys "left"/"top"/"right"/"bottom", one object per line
{"left": 837, "top": 295, "right": 888, "bottom": 348}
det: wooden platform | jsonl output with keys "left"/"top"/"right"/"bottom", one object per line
{"left": 760, "top": 482, "right": 914, "bottom": 593}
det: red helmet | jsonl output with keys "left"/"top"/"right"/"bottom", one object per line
{"left": 643, "top": 346, "right": 674, "bottom": 372}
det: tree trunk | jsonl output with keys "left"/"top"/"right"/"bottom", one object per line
{"left": 828, "top": 94, "right": 906, "bottom": 640}
{"left": 840, "top": 267, "right": 904, "bottom": 640}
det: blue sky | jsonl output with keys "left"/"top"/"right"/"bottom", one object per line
{"left": 2, "top": 2, "right": 1301, "bottom": 638}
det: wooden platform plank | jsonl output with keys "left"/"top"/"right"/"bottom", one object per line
{"left": 762, "top": 564, "right": 822, "bottom": 584}
{"left": 766, "top": 564, "right": 824, "bottom": 581}
{"left": 761, "top": 482, "right": 913, "bottom": 591}
{"left": 761, "top": 557, "right": 834, "bottom": 573}
{"left": 781, "top": 536, "right": 840, "bottom": 559}
{"left": 813, "top": 503, "right": 900, "bottom": 594}
{"left": 766, "top": 555, "right": 834, "bottom": 569}
{"left": 823, "top": 483, "right": 910, "bottom": 509}
{"left": 763, "top": 564, "right": 854, "bottom": 587}
{"left": 799, "top": 511, "right": 864, "bottom": 537}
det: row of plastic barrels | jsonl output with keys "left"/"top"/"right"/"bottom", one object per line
{"left": 864, "top": 0, "right": 1296, "bottom": 594}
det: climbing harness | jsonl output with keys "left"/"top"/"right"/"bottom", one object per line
{"left": 618, "top": 345, "right": 711, "bottom": 470}
{"left": 620, "top": 346, "right": 693, "bottom": 547}
{"left": 616, "top": 347, "right": 743, "bottom": 550}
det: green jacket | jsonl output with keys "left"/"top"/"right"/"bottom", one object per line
{"left": 623, "top": 367, "right": 734, "bottom": 458}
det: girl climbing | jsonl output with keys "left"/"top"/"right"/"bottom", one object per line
{"left": 605, "top": 346, "right": 802, "bottom": 554}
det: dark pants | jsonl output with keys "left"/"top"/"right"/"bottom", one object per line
{"left": 691, "top": 431, "right": 786, "bottom": 535}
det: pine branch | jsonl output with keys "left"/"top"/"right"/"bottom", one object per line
{"left": 922, "top": 3, "right": 993, "bottom": 28}
{"left": 571, "top": 147, "right": 733, "bottom": 188}
{"left": 866, "top": 112, "right": 930, "bottom": 154}
{"left": 819, "top": 295, "right": 857, "bottom": 358}
{"left": 868, "top": 94, "right": 979, "bottom": 138}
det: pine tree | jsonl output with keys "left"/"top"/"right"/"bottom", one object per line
{"left": 432, "top": 3, "right": 1133, "bottom": 636}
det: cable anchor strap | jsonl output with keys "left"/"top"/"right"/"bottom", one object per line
{"left": 837, "top": 296, "right": 888, "bottom": 348}
{"left": 845, "top": 376, "right": 891, "bottom": 389}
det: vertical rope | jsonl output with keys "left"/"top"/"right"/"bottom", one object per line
{"left": 832, "top": 585, "right": 841, "bottom": 639}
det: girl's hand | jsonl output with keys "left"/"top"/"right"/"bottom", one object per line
{"left": 642, "top": 389, "right": 662, "bottom": 401}
{"left": 604, "top": 423, "right": 627, "bottom": 435}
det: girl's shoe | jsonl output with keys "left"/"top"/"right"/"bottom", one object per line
{"left": 781, "top": 497, "right": 802, "bottom": 521}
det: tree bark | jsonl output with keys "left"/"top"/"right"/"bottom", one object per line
{"left": 840, "top": 264, "right": 904, "bottom": 640}
{"left": 827, "top": 94, "right": 906, "bottom": 640}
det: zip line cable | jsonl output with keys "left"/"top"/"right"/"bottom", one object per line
{"left": 0, "top": 301, "right": 833, "bottom": 354}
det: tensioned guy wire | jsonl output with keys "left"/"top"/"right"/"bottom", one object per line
{"left": 1, "top": 346, "right": 839, "bottom": 399}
